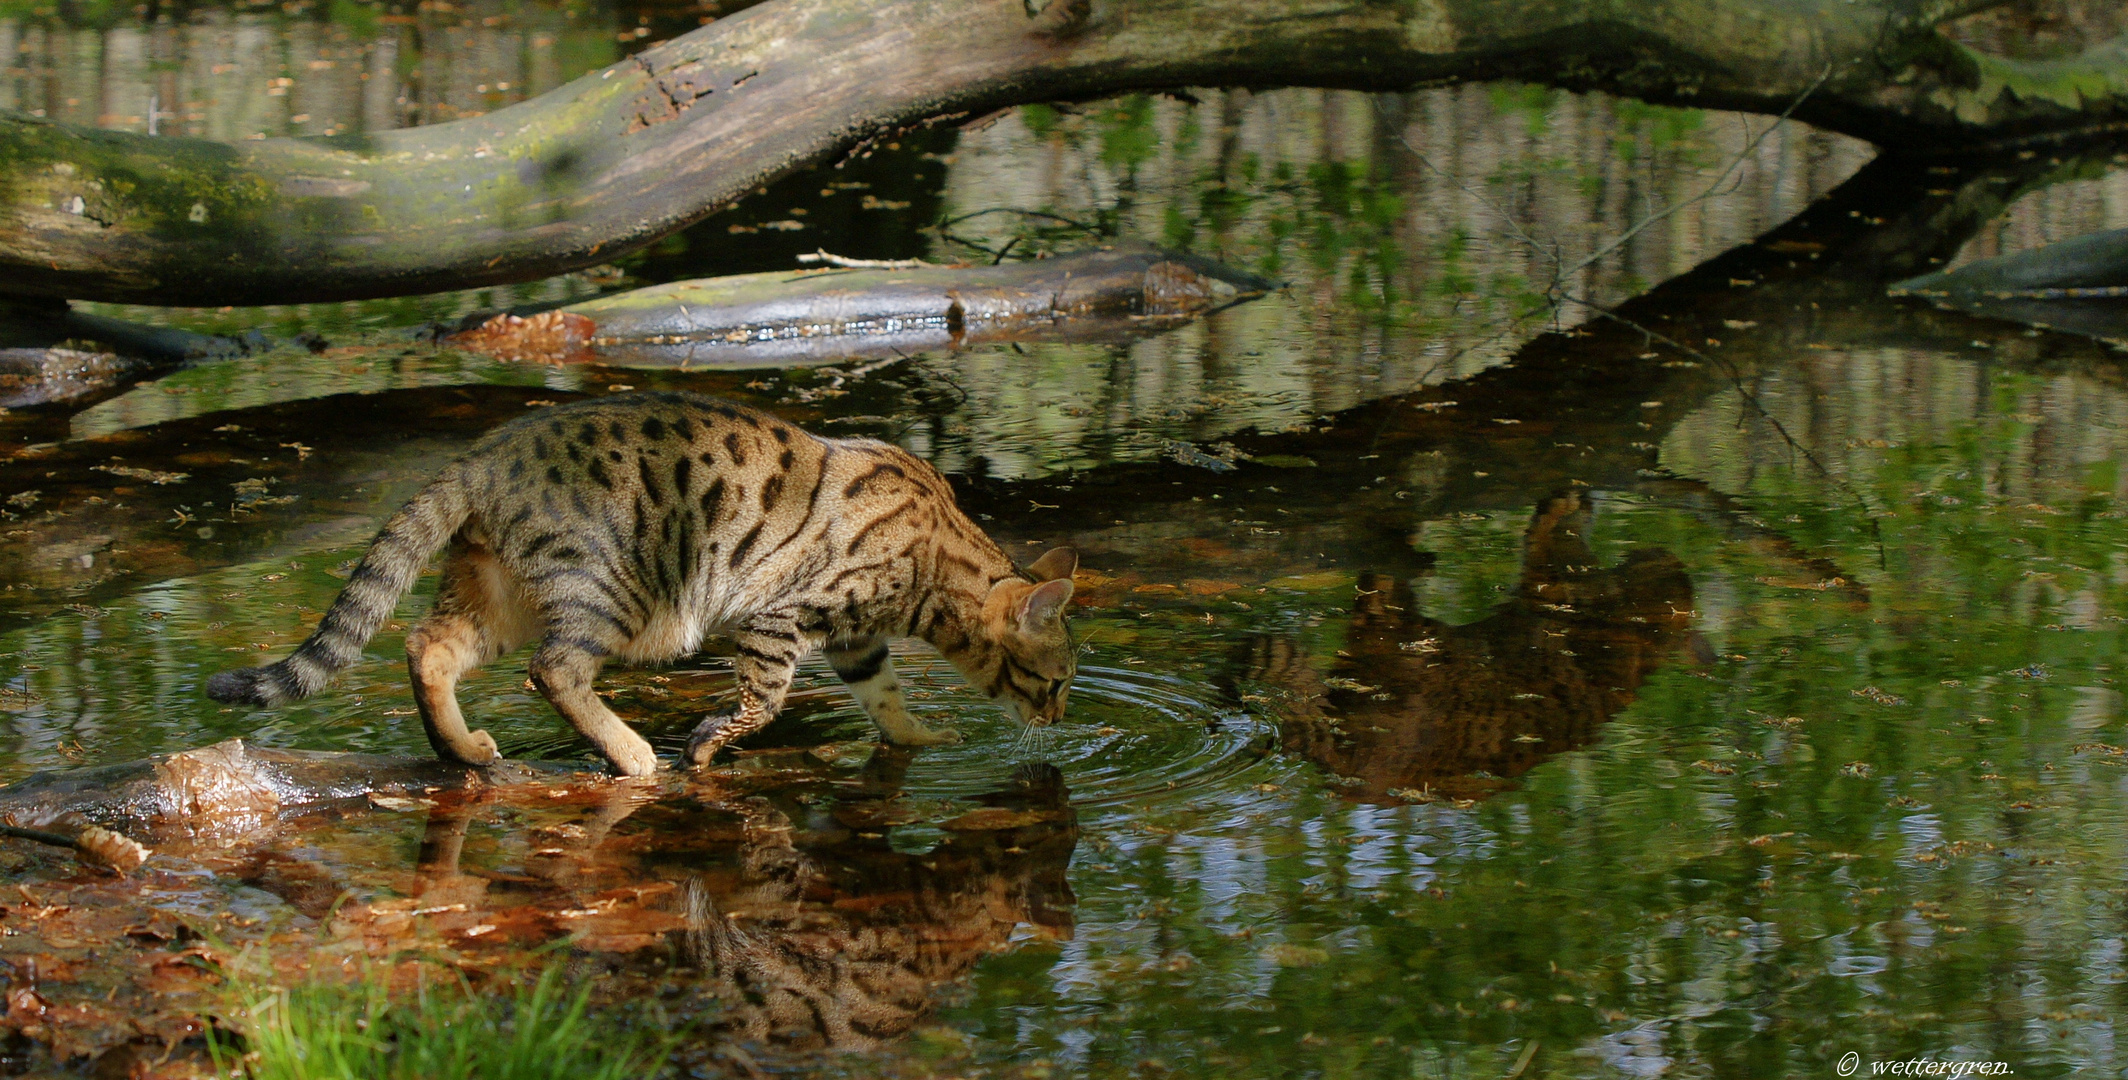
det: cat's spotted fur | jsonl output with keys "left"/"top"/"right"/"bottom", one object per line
{"left": 206, "top": 391, "right": 1077, "bottom": 776}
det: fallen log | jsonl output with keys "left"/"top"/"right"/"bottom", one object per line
{"left": 0, "top": 738, "right": 552, "bottom": 837}
{"left": 0, "top": 150, "right": 2088, "bottom": 631}
{"left": 1890, "top": 227, "right": 2128, "bottom": 344}
{"left": 4, "top": 0, "right": 2126, "bottom": 305}
{"left": 0, "top": 299, "right": 249, "bottom": 408}
{"left": 449, "top": 243, "right": 1274, "bottom": 366}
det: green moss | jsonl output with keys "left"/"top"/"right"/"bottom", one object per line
{"left": 1954, "top": 40, "right": 2128, "bottom": 123}
{"left": 1487, "top": 82, "right": 1558, "bottom": 139}
{"left": 0, "top": 118, "right": 279, "bottom": 236}
{"left": 1612, "top": 98, "right": 1706, "bottom": 163}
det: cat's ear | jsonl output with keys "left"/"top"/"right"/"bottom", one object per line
{"left": 1027, "top": 546, "right": 1079, "bottom": 582}
{"left": 1017, "top": 578, "right": 1074, "bottom": 633}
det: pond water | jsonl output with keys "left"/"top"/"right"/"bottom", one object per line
{"left": 5, "top": 2, "right": 2128, "bottom": 1078}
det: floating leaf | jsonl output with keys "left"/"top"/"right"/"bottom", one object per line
{"left": 73, "top": 826, "right": 150, "bottom": 872}
{"left": 91, "top": 465, "right": 188, "bottom": 485}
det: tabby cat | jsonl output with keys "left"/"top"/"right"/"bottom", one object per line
{"left": 206, "top": 391, "right": 1078, "bottom": 776}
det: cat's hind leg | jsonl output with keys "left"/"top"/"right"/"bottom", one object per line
{"left": 527, "top": 635, "right": 659, "bottom": 777}
{"left": 826, "top": 637, "right": 960, "bottom": 747}
{"left": 406, "top": 542, "right": 530, "bottom": 766}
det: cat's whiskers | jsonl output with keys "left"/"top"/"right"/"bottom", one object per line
{"left": 1010, "top": 719, "right": 1056, "bottom": 762}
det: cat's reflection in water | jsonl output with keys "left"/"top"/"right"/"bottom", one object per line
{"left": 1236, "top": 492, "right": 1698, "bottom": 802}
{"left": 403, "top": 756, "right": 1076, "bottom": 1053}
{"left": 680, "top": 761, "right": 1075, "bottom": 1050}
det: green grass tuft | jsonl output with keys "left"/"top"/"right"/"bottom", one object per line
{"left": 208, "top": 966, "right": 671, "bottom": 1080}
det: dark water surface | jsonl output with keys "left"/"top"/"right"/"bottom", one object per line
{"left": 6, "top": 2, "right": 2128, "bottom": 1077}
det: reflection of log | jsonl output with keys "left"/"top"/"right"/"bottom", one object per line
{"left": 1232, "top": 494, "right": 1697, "bottom": 803}
{"left": 5, "top": 0, "right": 2123, "bottom": 305}
{"left": 956, "top": 146, "right": 2119, "bottom": 571}
{"left": 452, "top": 243, "right": 1274, "bottom": 367}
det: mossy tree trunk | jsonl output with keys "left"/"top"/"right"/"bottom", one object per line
{"left": 2, "top": 0, "right": 2123, "bottom": 306}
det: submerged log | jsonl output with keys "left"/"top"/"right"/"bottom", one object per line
{"left": 4, "top": 0, "right": 2126, "bottom": 305}
{"left": 0, "top": 348, "right": 167, "bottom": 410}
{"left": 450, "top": 243, "right": 1274, "bottom": 366}
{"left": 0, "top": 299, "right": 247, "bottom": 408}
{"left": 1891, "top": 227, "right": 2128, "bottom": 343}
{"left": 0, "top": 738, "right": 552, "bottom": 836}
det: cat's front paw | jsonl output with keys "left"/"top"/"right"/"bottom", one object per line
{"left": 685, "top": 713, "right": 739, "bottom": 767}
{"left": 894, "top": 725, "right": 963, "bottom": 747}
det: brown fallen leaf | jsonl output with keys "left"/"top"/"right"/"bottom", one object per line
{"left": 72, "top": 827, "right": 150, "bottom": 873}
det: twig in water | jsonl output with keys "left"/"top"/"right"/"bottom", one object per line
{"left": 1560, "top": 289, "right": 1889, "bottom": 569}
{"left": 935, "top": 207, "right": 1105, "bottom": 234}
{"left": 796, "top": 250, "right": 942, "bottom": 270}
{"left": 1505, "top": 1040, "right": 1541, "bottom": 1080}
{"left": 0, "top": 821, "right": 152, "bottom": 872}
{"left": 1372, "top": 97, "right": 1558, "bottom": 281}
{"left": 1551, "top": 65, "right": 1832, "bottom": 291}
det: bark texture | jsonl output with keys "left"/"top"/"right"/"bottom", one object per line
{"left": 452, "top": 242, "right": 1272, "bottom": 365}
{"left": 0, "top": 0, "right": 2121, "bottom": 304}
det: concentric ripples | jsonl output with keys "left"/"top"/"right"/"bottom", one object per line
{"left": 861, "top": 657, "right": 1271, "bottom": 808}
{"left": 500, "top": 647, "right": 1277, "bottom": 809}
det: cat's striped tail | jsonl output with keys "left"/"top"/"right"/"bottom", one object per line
{"left": 206, "top": 470, "right": 471, "bottom": 707}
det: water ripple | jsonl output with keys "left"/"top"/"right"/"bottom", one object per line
{"left": 591, "top": 655, "right": 1270, "bottom": 808}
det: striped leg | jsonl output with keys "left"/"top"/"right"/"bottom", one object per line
{"left": 686, "top": 621, "right": 804, "bottom": 766}
{"left": 527, "top": 636, "right": 659, "bottom": 777}
{"left": 826, "top": 637, "right": 960, "bottom": 747}
{"left": 405, "top": 544, "right": 528, "bottom": 767}
{"left": 406, "top": 612, "right": 503, "bottom": 766}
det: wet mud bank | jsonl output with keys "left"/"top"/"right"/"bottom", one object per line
{"left": 0, "top": 739, "right": 1075, "bottom": 1072}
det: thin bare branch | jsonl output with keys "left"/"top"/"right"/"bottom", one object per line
{"left": 1552, "top": 65, "right": 1832, "bottom": 288}
{"left": 796, "top": 250, "right": 944, "bottom": 270}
